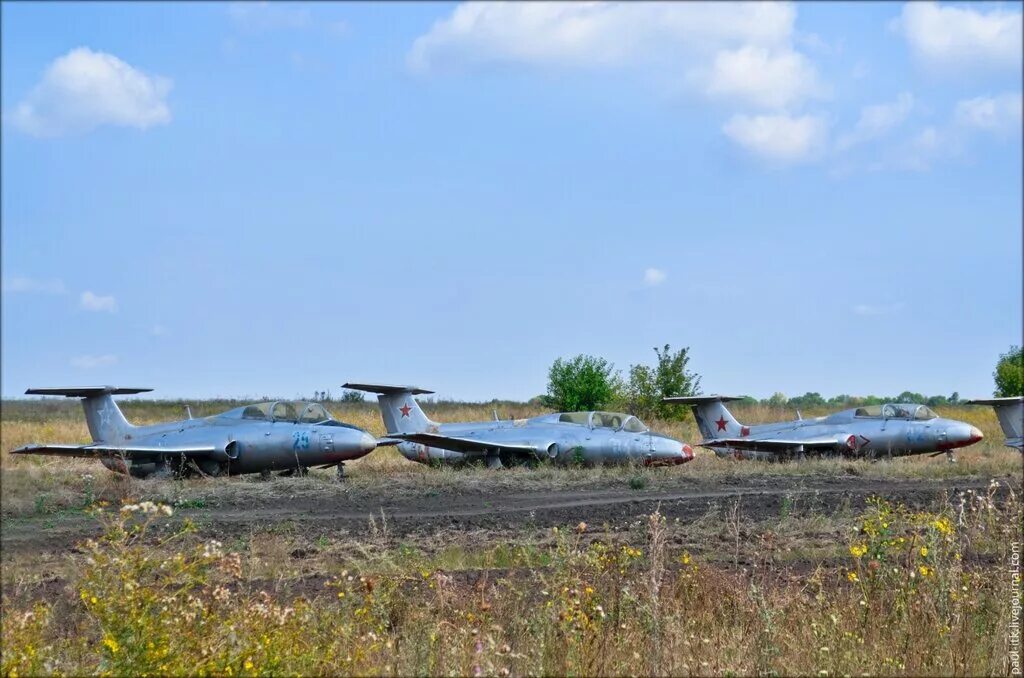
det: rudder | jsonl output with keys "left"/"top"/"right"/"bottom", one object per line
{"left": 662, "top": 395, "right": 746, "bottom": 440}
{"left": 342, "top": 383, "right": 436, "bottom": 434}
{"left": 25, "top": 387, "right": 147, "bottom": 443}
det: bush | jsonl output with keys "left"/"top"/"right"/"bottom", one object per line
{"left": 542, "top": 355, "right": 621, "bottom": 412}
{"left": 622, "top": 345, "right": 701, "bottom": 421}
{"left": 993, "top": 345, "right": 1023, "bottom": 397}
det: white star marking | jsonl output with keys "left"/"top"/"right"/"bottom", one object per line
{"left": 97, "top": 402, "right": 113, "bottom": 429}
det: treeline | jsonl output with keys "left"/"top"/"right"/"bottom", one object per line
{"left": 754, "top": 391, "right": 964, "bottom": 410}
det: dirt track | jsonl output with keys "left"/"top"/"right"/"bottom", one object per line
{"left": 3, "top": 473, "right": 1014, "bottom": 556}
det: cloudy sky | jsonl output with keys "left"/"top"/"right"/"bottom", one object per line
{"left": 2, "top": 2, "right": 1021, "bottom": 402}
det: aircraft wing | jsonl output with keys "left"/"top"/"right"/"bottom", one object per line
{"left": 375, "top": 438, "right": 403, "bottom": 447}
{"left": 12, "top": 443, "right": 218, "bottom": 459}
{"left": 700, "top": 437, "right": 839, "bottom": 452}
{"left": 385, "top": 432, "right": 537, "bottom": 456}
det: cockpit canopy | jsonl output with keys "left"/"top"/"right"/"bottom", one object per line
{"left": 557, "top": 411, "right": 649, "bottom": 433}
{"left": 854, "top": 404, "right": 938, "bottom": 420}
{"left": 237, "top": 401, "right": 333, "bottom": 423}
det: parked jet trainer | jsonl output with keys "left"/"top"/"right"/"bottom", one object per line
{"left": 664, "top": 395, "right": 984, "bottom": 461}
{"left": 13, "top": 387, "right": 379, "bottom": 478}
{"left": 344, "top": 383, "right": 694, "bottom": 468}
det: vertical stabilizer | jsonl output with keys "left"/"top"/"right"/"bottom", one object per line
{"left": 968, "top": 397, "right": 1024, "bottom": 452}
{"left": 342, "top": 383, "right": 437, "bottom": 434}
{"left": 25, "top": 387, "right": 148, "bottom": 443}
{"left": 662, "top": 395, "right": 747, "bottom": 440}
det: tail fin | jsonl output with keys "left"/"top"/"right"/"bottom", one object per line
{"left": 25, "top": 387, "right": 149, "bottom": 443}
{"left": 342, "top": 383, "right": 436, "bottom": 434}
{"left": 967, "top": 397, "right": 1023, "bottom": 451}
{"left": 662, "top": 395, "right": 746, "bottom": 440}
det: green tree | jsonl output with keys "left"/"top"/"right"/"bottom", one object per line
{"left": 622, "top": 363, "right": 658, "bottom": 420}
{"left": 622, "top": 345, "right": 701, "bottom": 421}
{"left": 340, "top": 389, "right": 365, "bottom": 403}
{"left": 766, "top": 392, "right": 788, "bottom": 408}
{"left": 542, "top": 354, "right": 621, "bottom": 412}
{"left": 993, "top": 345, "right": 1024, "bottom": 397}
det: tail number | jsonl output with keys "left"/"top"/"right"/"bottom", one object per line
{"left": 292, "top": 432, "right": 310, "bottom": 450}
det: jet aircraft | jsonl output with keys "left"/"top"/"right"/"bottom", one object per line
{"left": 13, "top": 387, "right": 378, "bottom": 479}
{"left": 967, "top": 397, "right": 1022, "bottom": 452}
{"left": 344, "top": 383, "right": 693, "bottom": 468}
{"left": 663, "top": 395, "right": 983, "bottom": 461}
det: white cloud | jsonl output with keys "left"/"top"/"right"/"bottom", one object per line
{"left": 1, "top": 276, "right": 65, "bottom": 294}
{"left": 409, "top": 3, "right": 799, "bottom": 73}
{"left": 9, "top": 47, "right": 171, "bottom": 137}
{"left": 408, "top": 2, "right": 824, "bottom": 108}
{"left": 80, "top": 291, "right": 118, "bottom": 313}
{"left": 836, "top": 92, "right": 914, "bottom": 151}
{"left": 643, "top": 268, "right": 667, "bottom": 287}
{"left": 954, "top": 92, "right": 1023, "bottom": 133}
{"left": 71, "top": 354, "right": 118, "bottom": 369}
{"left": 704, "top": 45, "right": 823, "bottom": 109}
{"left": 893, "top": 2, "right": 1022, "bottom": 71}
{"left": 853, "top": 303, "right": 904, "bottom": 316}
{"left": 722, "top": 113, "right": 827, "bottom": 163}
{"left": 227, "top": 2, "right": 310, "bottom": 33}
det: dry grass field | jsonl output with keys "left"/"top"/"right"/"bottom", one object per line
{"left": 2, "top": 398, "right": 1022, "bottom": 675}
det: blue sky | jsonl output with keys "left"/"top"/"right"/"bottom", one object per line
{"left": 2, "top": 2, "right": 1021, "bottom": 402}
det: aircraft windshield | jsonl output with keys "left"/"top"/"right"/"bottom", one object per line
{"left": 558, "top": 412, "right": 591, "bottom": 425}
{"left": 556, "top": 411, "right": 648, "bottom": 432}
{"left": 854, "top": 404, "right": 933, "bottom": 420}
{"left": 240, "top": 401, "right": 333, "bottom": 423}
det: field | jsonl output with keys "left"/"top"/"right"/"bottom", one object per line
{"left": 2, "top": 399, "right": 1022, "bottom": 675}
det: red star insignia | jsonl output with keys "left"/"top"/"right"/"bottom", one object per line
{"left": 740, "top": 426, "right": 750, "bottom": 437}
{"left": 400, "top": 403, "right": 412, "bottom": 418}
{"left": 716, "top": 416, "right": 727, "bottom": 432}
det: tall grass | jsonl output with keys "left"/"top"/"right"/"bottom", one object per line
{"left": 2, "top": 483, "right": 1019, "bottom": 676}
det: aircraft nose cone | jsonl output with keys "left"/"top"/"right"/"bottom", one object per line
{"left": 359, "top": 432, "right": 377, "bottom": 454}
{"left": 681, "top": 444, "right": 694, "bottom": 462}
{"left": 969, "top": 426, "right": 984, "bottom": 444}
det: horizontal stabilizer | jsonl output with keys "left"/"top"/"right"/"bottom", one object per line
{"left": 25, "top": 387, "right": 153, "bottom": 398}
{"left": 966, "top": 397, "right": 1024, "bottom": 405}
{"left": 662, "top": 395, "right": 746, "bottom": 404}
{"left": 342, "top": 383, "right": 434, "bottom": 396}
{"left": 386, "top": 432, "right": 536, "bottom": 456}
{"left": 13, "top": 443, "right": 216, "bottom": 459}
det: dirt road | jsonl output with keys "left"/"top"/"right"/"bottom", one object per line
{"left": 3, "top": 473, "right": 1013, "bottom": 556}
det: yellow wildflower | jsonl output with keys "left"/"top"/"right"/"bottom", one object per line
{"left": 847, "top": 571, "right": 859, "bottom": 582}
{"left": 849, "top": 544, "right": 868, "bottom": 558}
{"left": 103, "top": 636, "right": 120, "bottom": 654}
{"left": 920, "top": 546, "right": 929, "bottom": 558}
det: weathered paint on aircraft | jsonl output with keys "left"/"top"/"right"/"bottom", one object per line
{"left": 13, "top": 387, "right": 378, "bottom": 478}
{"left": 664, "top": 395, "right": 984, "bottom": 461}
{"left": 344, "top": 383, "right": 693, "bottom": 468}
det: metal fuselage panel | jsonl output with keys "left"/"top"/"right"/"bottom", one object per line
{"left": 396, "top": 417, "right": 689, "bottom": 466}
{"left": 108, "top": 416, "right": 373, "bottom": 475}
{"left": 710, "top": 413, "right": 980, "bottom": 460}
